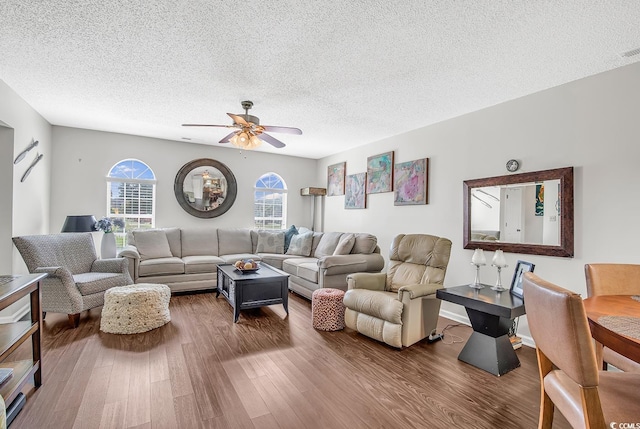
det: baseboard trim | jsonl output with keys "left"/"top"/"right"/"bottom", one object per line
{"left": 439, "top": 309, "right": 535, "bottom": 349}
{"left": 0, "top": 303, "right": 31, "bottom": 324}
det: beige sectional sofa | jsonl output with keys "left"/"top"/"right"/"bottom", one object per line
{"left": 119, "top": 227, "right": 385, "bottom": 298}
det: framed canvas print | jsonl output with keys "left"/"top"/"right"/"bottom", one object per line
{"left": 366, "top": 151, "right": 394, "bottom": 194}
{"left": 510, "top": 260, "right": 535, "bottom": 298}
{"left": 345, "top": 172, "right": 367, "bottom": 209}
{"left": 327, "top": 162, "right": 346, "bottom": 196}
{"left": 394, "top": 158, "right": 429, "bottom": 205}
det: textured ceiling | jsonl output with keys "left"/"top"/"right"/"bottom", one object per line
{"left": 1, "top": 1, "right": 639, "bottom": 159}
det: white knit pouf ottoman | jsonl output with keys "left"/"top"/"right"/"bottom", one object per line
{"left": 100, "top": 283, "right": 171, "bottom": 334}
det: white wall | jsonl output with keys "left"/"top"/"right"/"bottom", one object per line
{"left": 50, "top": 127, "right": 319, "bottom": 234}
{"left": 0, "top": 80, "right": 53, "bottom": 274}
{"left": 316, "top": 61, "right": 640, "bottom": 341}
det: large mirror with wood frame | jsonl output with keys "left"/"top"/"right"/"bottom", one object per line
{"left": 174, "top": 158, "right": 237, "bottom": 218}
{"left": 463, "top": 167, "right": 574, "bottom": 257}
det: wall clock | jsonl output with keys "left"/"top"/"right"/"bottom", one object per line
{"left": 506, "top": 159, "right": 520, "bottom": 172}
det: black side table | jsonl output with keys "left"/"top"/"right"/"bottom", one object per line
{"left": 436, "top": 284, "right": 525, "bottom": 376}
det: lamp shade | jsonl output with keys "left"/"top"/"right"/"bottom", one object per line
{"left": 61, "top": 215, "right": 97, "bottom": 232}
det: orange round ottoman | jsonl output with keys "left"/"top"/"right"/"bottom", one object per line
{"left": 312, "top": 288, "right": 346, "bottom": 331}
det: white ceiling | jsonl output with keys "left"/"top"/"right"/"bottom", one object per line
{"left": 1, "top": 1, "right": 639, "bottom": 159}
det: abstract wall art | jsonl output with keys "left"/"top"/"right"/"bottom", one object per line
{"left": 327, "top": 162, "right": 346, "bottom": 196}
{"left": 394, "top": 158, "right": 429, "bottom": 206}
{"left": 345, "top": 172, "right": 367, "bottom": 209}
{"left": 366, "top": 151, "right": 394, "bottom": 194}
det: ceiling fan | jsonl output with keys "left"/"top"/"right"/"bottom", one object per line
{"left": 182, "top": 100, "right": 302, "bottom": 149}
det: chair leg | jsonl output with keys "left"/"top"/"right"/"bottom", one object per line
{"left": 68, "top": 313, "right": 80, "bottom": 328}
{"left": 536, "top": 349, "right": 554, "bottom": 429}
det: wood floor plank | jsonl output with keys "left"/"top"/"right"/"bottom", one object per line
{"left": 11, "top": 291, "right": 572, "bottom": 429}
{"left": 99, "top": 401, "right": 126, "bottom": 429}
{"left": 221, "top": 359, "right": 270, "bottom": 419}
{"left": 251, "top": 375, "right": 306, "bottom": 429}
{"left": 124, "top": 350, "right": 151, "bottom": 428}
{"left": 149, "top": 379, "right": 178, "bottom": 429}
{"left": 72, "top": 365, "right": 112, "bottom": 429}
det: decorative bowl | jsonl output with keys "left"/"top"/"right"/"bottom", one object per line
{"left": 235, "top": 266, "right": 260, "bottom": 273}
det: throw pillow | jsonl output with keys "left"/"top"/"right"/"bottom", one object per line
{"left": 284, "top": 225, "right": 298, "bottom": 253}
{"left": 333, "top": 233, "right": 356, "bottom": 255}
{"left": 133, "top": 230, "right": 173, "bottom": 260}
{"left": 256, "top": 230, "right": 285, "bottom": 254}
{"left": 285, "top": 231, "right": 314, "bottom": 256}
{"left": 352, "top": 233, "right": 378, "bottom": 254}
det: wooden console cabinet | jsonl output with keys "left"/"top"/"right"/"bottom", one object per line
{"left": 0, "top": 273, "right": 45, "bottom": 407}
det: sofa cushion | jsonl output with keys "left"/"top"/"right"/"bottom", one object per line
{"left": 219, "top": 254, "right": 261, "bottom": 264}
{"left": 133, "top": 230, "right": 173, "bottom": 260}
{"left": 218, "top": 229, "right": 253, "bottom": 255}
{"left": 181, "top": 228, "right": 218, "bottom": 257}
{"left": 284, "top": 225, "right": 298, "bottom": 253}
{"left": 334, "top": 233, "right": 355, "bottom": 255}
{"left": 282, "top": 257, "right": 318, "bottom": 282}
{"left": 314, "top": 232, "right": 343, "bottom": 257}
{"left": 352, "top": 233, "right": 378, "bottom": 254}
{"left": 139, "top": 257, "right": 185, "bottom": 276}
{"left": 286, "top": 231, "right": 314, "bottom": 256}
{"left": 258, "top": 253, "right": 302, "bottom": 270}
{"left": 256, "top": 230, "right": 285, "bottom": 254}
{"left": 183, "top": 255, "right": 226, "bottom": 274}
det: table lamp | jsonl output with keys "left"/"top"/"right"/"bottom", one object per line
{"left": 470, "top": 249, "right": 486, "bottom": 289}
{"left": 61, "top": 215, "right": 97, "bottom": 233}
{"left": 491, "top": 250, "right": 508, "bottom": 291}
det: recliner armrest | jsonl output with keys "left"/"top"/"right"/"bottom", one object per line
{"left": 346, "top": 272, "right": 387, "bottom": 291}
{"left": 397, "top": 283, "right": 443, "bottom": 300}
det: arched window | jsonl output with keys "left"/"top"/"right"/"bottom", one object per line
{"left": 254, "top": 173, "right": 287, "bottom": 229}
{"left": 106, "top": 159, "right": 156, "bottom": 247}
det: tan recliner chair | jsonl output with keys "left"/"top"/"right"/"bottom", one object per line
{"left": 343, "top": 234, "right": 451, "bottom": 348}
{"left": 523, "top": 272, "right": 640, "bottom": 428}
{"left": 585, "top": 263, "right": 640, "bottom": 373}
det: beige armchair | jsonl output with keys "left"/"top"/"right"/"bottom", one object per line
{"left": 13, "top": 233, "right": 132, "bottom": 328}
{"left": 343, "top": 234, "right": 451, "bottom": 348}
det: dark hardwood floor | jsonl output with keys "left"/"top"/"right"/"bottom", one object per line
{"left": 10, "top": 291, "right": 570, "bottom": 428}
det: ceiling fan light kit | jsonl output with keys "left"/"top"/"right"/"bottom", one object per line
{"left": 182, "top": 100, "right": 302, "bottom": 150}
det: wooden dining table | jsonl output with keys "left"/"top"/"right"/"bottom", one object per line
{"left": 583, "top": 295, "right": 640, "bottom": 364}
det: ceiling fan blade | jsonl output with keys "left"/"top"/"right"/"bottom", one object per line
{"left": 227, "top": 113, "right": 250, "bottom": 126}
{"left": 182, "top": 123, "right": 233, "bottom": 128}
{"left": 259, "top": 132, "right": 286, "bottom": 148}
{"left": 219, "top": 131, "right": 237, "bottom": 143}
{"left": 261, "top": 125, "right": 302, "bottom": 135}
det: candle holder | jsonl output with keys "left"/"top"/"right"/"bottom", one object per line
{"left": 470, "top": 249, "right": 486, "bottom": 289}
{"left": 491, "top": 250, "right": 508, "bottom": 291}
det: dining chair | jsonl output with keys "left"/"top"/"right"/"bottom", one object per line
{"left": 523, "top": 272, "right": 640, "bottom": 429}
{"left": 585, "top": 263, "right": 640, "bottom": 372}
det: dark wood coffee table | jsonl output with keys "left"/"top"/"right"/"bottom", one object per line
{"left": 436, "top": 284, "right": 526, "bottom": 376}
{"left": 216, "top": 263, "right": 289, "bottom": 323}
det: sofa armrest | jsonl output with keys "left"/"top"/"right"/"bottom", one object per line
{"left": 318, "top": 253, "right": 385, "bottom": 276}
{"left": 397, "top": 283, "right": 443, "bottom": 300}
{"left": 346, "top": 272, "right": 387, "bottom": 291}
{"left": 118, "top": 245, "right": 140, "bottom": 282}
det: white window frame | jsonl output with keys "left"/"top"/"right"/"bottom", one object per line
{"left": 254, "top": 172, "right": 287, "bottom": 229}
{"left": 106, "top": 159, "right": 157, "bottom": 247}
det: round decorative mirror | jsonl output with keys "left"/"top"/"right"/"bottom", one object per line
{"left": 174, "top": 158, "right": 237, "bottom": 218}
